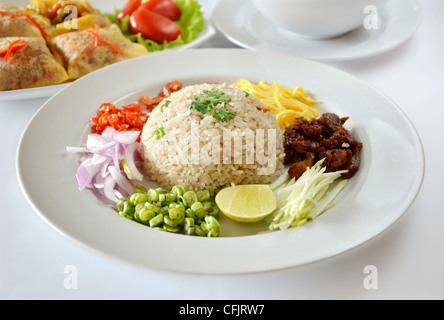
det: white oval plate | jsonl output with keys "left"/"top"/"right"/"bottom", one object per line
{"left": 17, "top": 49, "right": 424, "bottom": 274}
{"left": 212, "top": 0, "right": 421, "bottom": 61}
{"left": 0, "top": 0, "right": 215, "bottom": 101}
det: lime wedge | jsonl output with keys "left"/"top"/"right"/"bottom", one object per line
{"left": 215, "top": 185, "right": 277, "bottom": 223}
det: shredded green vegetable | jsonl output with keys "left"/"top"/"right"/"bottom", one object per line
{"left": 107, "top": 0, "right": 205, "bottom": 52}
{"left": 268, "top": 159, "right": 348, "bottom": 231}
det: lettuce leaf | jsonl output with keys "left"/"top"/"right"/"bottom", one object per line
{"left": 107, "top": 0, "right": 205, "bottom": 52}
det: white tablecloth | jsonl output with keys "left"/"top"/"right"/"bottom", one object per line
{"left": 1, "top": 0, "right": 443, "bottom": 300}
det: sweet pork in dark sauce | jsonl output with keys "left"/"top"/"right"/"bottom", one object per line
{"left": 284, "top": 113, "right": 363, "bottom": 180}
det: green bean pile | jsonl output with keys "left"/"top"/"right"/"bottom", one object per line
{"left": 116, "top": 185, "right": 221, "bottom": 237}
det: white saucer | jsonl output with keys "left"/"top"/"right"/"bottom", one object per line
{"left": 212, "top": 0, "right": 422, "bottom": 61}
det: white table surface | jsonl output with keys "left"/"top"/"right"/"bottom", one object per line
{"left": 1, "top": 0, "right": 443, "bottom": 300}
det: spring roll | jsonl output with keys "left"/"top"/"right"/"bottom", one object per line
{"left": 50, "top": 24, "right": 148, "bottom": 80}
{"left": 0, "top": 36, "right": 68, "bottom": 90}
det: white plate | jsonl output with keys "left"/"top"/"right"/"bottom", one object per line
{"left": 0, "top": 0, "right": 215, "bottom": 101}
{"left": 17, "top": 49, "right": 424, "bottom": 274}
{"left": 212, "top": 0, "right": 421, "bottom": 61}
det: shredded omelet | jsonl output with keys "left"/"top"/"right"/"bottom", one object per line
{"left": 234, "top": 79, "right": 320, "bottom": 132}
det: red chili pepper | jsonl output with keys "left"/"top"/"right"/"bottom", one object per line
{"left": 86, "top": 24, "right": 123, "bottom": 54}
{"left": 90, "top": 103, "right": 148, "bottom": 142}
{"left": 0, "top": 39, "right": 28, "bottom": 63}
{"left": 0, "top": 11, "right": 50, "bottom": 38}
{"left": 19, "top": 12, "right": 50, "bottom": 38}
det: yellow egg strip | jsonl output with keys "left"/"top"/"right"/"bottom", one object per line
{"left": 234, "top": 79, "right": 320, "bottom": 132}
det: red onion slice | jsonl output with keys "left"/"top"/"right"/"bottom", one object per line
{"left": 68, "top": 126, "right": 143, "bottom": 203}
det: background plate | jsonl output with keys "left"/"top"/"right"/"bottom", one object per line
{"left": 17, "top": 49, "right": 424, "bottom": 274}
{"left": 212, "top": 0, "right": 421, "bottom": 61}
{"left": 0, "top": 0, "right": 215, "bottom": 101}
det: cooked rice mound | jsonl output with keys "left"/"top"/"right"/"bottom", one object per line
{"left": 140, "top": 83, "right": 285, "bottom": 192}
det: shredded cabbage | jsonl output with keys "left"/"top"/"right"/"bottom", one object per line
{"left": 268, "top": 159, "right": 348, "bottom": 231}
{"left": 107, "top": 0, "right": 205, "bottom": 52}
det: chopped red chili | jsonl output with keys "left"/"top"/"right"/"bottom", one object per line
{"left": 0, "top": 39, "right": 28, "bottom": 63}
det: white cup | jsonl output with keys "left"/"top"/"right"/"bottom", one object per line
{"left": 250, "top": 0, "right": 390, "bottom": 39}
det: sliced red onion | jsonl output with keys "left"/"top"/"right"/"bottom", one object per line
{"left": 108, "top": 165, "right": 135, "bottom": 195}
{"left": 113, "top": 130, "right": 140, "bottom": 144}
{"left": 113, "top": 144, "right": 121, "bottom": 169}
{"left": 66, "top": 146, "right": 86, "bottom": 153}
{"left": 76, "top": 163, "right": 92, "bottom": 191}
{"left": 67, "top": 126, "right": 144, "bottom": 203}
{"left": 86, "top": 134, "right": 114, "bottom": 153}
{"left": 103, "top": 175, "right": 118, "bottom": 203}
{"left": 101, "top": 126, "right": 115, "bottom": 140}
{"left": 124, "top": 144, "right": 144, "bottom": 181}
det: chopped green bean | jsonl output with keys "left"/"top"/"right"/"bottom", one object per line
{"left": 134, "top": 210, "right": 141, "bottom": 223}
{"left": 135, "top": 203, "right": 145, "bottom": 214}
{"left": 139, "top": 208, "right": 156, "bottom": 224}
{"left": 172, "top": 185, "right": 188, "bottom": 197}
{"left": 194, "top": 225, "right": 206, "bottom": 237}
{"left": 207, "top": 229, "right": 219, "bottom": 237}
{"left": 149, "top": 214, "right": 164, "bottom": 228}
{"left": 185, "top": 208, "right": 196, "bottom": 220}
{"left": 191, "top": 202, "right": 207, "bottom": 220}
{"left": 147, "top": 189, "right": 160, "bottom": 202}
{"left": 169, "top": 206, "right": 185, "bottom": 221}
{"left": 130, "top": 193, "right": 147, "bottom": 206}
{"left": 133, "top": 185, "right": 147, "bottom": 194}
{"left": 164, "top": 225, "right": 181, "bottom": 233}
{"left": 164, "top": 215, "right": 177, "bottom": 227}
{"left": 115, "top": 185, "right": 222, "bottom": 237}
{"left": 181, "top": 191, "right": 197, "bottom": 207}
{"left": 205, "top": 215, "right": 220, "bottom": 230}
{"left": 117, "top": 199, "right": 132, "bottom": 215}
{"left": 119, "top": 211, "right": 133, "bottom": 220}
{"left": 190, "top": 201, "right": 203, "bottom": 212}
{"left": 196, "top": 190, "right": 210, "bottom": 202}
{"left": 202, "top": 201, "right": 214, "bottom": 212}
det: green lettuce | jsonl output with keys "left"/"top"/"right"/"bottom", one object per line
{"left": 107, "top": 0, "right": 205, "bottom": 52}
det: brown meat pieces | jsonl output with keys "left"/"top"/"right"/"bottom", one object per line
{"left": 284, "top": 113, "right": 363, "bottom": 180}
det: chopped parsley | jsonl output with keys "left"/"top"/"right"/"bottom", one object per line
{"left": 190, "top": 88, "right": 237, "bottom": 122}
{"left": 212, "top": 107, "right": 237, "bottom": 122}
{"left": 154, "top": 127, "right": 165, "bottom": 140}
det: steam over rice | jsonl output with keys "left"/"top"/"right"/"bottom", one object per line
{"left": 140, "top": 83, "right": 285, "bottom": 192}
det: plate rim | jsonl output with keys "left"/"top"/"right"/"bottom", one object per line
{"left": 16, "top": 48, "right": 425, "bottom": 274}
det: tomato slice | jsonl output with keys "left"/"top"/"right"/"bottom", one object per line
{"left": 130, "top": 7, "right": 181, "bottom": 43}
{"left": 141, "top": 0, "right": 182, "bottom": 21}
{"left": 117, "top": 0, "right": 142, "bottom": 22}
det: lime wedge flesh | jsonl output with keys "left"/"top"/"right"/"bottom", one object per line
{"left": 215, "top": 185, "right": 277, "bottom": 223}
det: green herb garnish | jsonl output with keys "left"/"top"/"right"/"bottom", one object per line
{"left": 212, "top": 107, "right": 237, "bottom": 122}
{"left": 154, "top": 127, "right": 165, "bottom": 140}
{"left": 160, "top": 100, "right": 171, "bottom": 113}
{"left": 190, "top": 88, "right": 237, "bottom": 122}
